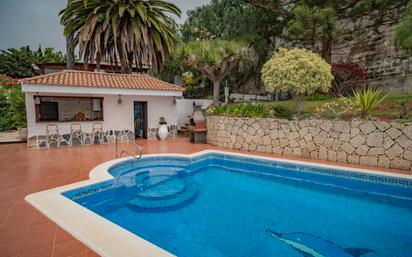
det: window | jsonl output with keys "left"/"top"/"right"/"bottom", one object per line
{"left": 34, "top": 96, "right": 103, "bottom": 122}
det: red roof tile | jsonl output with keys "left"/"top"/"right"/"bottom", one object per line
{"left": 19, "top": 70, "right": 184, "bottom": 92}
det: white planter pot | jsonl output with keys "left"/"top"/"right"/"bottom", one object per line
{"left": 158, "top": 124, "right": 168, "bottom": 140}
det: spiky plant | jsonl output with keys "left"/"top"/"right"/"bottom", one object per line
{"left": 352, "top": 88, "right": 388, "bottom": 119}
{"left": 174, "top": 40, "right": 255, "bottom": 104}
{"left": 59, "top": 0, "right": 181, "bottom": 73}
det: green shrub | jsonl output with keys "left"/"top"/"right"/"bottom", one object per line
{"left": 271, "top": 105, "right": 293, "bottom": 120}
{"left": 9, "top": 86, "right": 26, "bottom": 128}
{"left": 0, "top": 75, "right": 26, "bottom": 131}
{"left": 0, "top": 90, "right": 13, "bottom": 131}
{"left": 305, "top": 93, "right": 331, "bottom": 101}
{"left": 205, "top": 103, "right": 269, "bottom": 118}
{"left": 352, "top": 88, "right": 388, "bottom": 119}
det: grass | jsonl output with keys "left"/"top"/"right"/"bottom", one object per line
{"left": 262, "top": 93, "right": 412, "bottom": 121}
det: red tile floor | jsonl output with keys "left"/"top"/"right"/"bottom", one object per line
{"left": 0, "top": 136, "right": 409, "bottom": 257}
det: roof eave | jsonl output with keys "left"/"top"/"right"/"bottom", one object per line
{"left": 21, "top": 84, "right": 184, "bottom": 97}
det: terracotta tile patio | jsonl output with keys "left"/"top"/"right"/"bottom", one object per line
{"left": 0, "top": 136, "right": 409, "bottom": 257}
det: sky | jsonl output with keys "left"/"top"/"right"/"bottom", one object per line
{"left": 0, "top": 0, "right": 209, "bottom": 53}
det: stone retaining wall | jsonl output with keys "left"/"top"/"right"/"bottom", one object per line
{"left": 206, "top": 116, "right": 412, "bottom": 171}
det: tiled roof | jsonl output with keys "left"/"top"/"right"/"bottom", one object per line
{"left": 19, "top": 70, "right": 184, "bottom": 92}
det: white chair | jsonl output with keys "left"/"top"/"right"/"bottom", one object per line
{"left": 147, "top": 128, "right": 157, "bottom": 140}
{"left": 70, "top": 123, "right": 83, "bottom": 146}
{"left": 46, "top": 124, "right": 59, "bottom": 148}
{"left": 168, "top": 125, "right": 177, "bottom": 138}
{"left": 92, "top": 123, "right": 104, "bottom": 144}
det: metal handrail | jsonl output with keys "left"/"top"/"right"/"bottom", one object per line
{"left": 115, "top": 134, "right": 143, "bottom": 162}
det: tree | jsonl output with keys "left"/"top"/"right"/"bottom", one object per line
{"left": 174, "top": 40, "right": 255, "bottom": 104}
{"left": 0, "top": 46, "right": 66, "bottom": 78}
{"left": 179, "top": 0, "right": 282, "bottom": 93}
{"left": 395, "top": 1, "right": 412, "bottom": 54}
{"left": 181, "top": 0, "right": 282, "bottom": 44}
{"left": 59, "top": 0, "right": 181, "bottom": 73}
{"left": 247, "top": 0, "right": 409, "bottom": 63}
{"left": 286, "top": 3, "right": 336, "bottom": 63}
{"left": 261, "top": 48, "right": 333, "bottom": 115}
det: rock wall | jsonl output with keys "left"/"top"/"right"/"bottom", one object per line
{"left": 332, "top": 12, "right": 412, "bottom": 94}
{"left": 206, "top": 116, "right": 412, "bottom": 171}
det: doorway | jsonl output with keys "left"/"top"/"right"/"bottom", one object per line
{"left": 133, "top": 101, "right": 148, "bottom": 139}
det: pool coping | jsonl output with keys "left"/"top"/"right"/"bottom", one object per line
{"left": 25, "top": 150, "right": 412, "bottom": 257}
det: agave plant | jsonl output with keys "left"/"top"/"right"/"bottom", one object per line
{"left": 60, "top": 0, "right": 181, "bottom": 73}
{"left": 352, "top": 88, "right": 388, "bottom": 119}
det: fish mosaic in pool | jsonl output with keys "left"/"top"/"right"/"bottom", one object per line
{"left": 63, "top": 153, "right": 412, "bottom": 257}
{"left": 266, "top": 230, "right": 373, "bottom": 257}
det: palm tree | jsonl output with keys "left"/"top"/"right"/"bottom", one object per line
{"left": 66, "top": 34, "right": 75, "bottom": 70}
{"left": 174, "top": 40, "right": 255, "bottom": 104}
{"left": 64, "top": 0, "right": 76, "bottom": 70}
{"left": 59, "top": 0, "right": 181, "bottom": 73}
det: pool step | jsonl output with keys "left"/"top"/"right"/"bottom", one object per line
{"left": 136, "top": 177, "right": 187, "bottom": 199}
{"left": 127, "top": 173, "right": 199, "bottom": 211}
{"left": 134, "top": 169, "right": 182, "bottom": 186}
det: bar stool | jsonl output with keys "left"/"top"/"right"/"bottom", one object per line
{"left": 147, "top": 128, "right": 157, "bottom": 140}
{"left": 168, "top": 125, "right": 177, "bottom": 139}
{"left": 46, "top": 124, "right": 59, "bottom": 148}
{"left": 82, "top": 125, "right": 94, "bottom": 146}
{"left": 70, "top": 123, "right": 83, "bottom": 146}
{"left": 92, "top": 123, "right": 104, "bottom": 144}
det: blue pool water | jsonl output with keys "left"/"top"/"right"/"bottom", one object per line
{"left": 64, "top": 153, "right": 412, "bottom": 257}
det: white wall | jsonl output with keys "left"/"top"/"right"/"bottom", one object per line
{"left": 230, "top": 93, "right": 273, "bottom": 101}
{"left": 25, "top": 92, "right": 177, "bottom": 137}
{"left": 175, "top": 99, "right": 213, "bottom": 128}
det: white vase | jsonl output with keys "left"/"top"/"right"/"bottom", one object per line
{"left": 158, "top": 124, "right": 168, "bottom": 140}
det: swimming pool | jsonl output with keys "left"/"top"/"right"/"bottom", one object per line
{"left": 27, "top": 151, "right": 412, "bottom": 257}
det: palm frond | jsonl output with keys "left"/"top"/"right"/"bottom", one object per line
{"left": 59, "top": 0, "right": 181, "bottom": 73}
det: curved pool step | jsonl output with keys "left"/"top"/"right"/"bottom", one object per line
{"left": 136, "top": 177, "right": 187, "bottom": 199}
{"left": 134, "top": 169, "right": 183, "bottom": 186}
{"left": 113, "top": 168, "right": 184, "bottom": 190}
{"left": 115, "top": 164, "right": 187, "bottom": 177}
{"left": 127, "top": 177, "right": 199, "bottom": 211}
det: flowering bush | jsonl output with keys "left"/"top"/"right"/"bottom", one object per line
{"left": 261, "top": 48, "right": 333, "bottom": 115}
{"left": 0, "top": 75, "right": 26, "bottom": 131}
{"left": 0, "top": 75, "right": 19, "bottom": 89}
{"left": 331, "top": 63, "right": 367, "bottom": 96}
{"left": 315, "top": 97, "right": 359, "bottom": 120}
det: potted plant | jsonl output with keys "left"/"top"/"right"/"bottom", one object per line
{"left": 158, "top": 116, "right": 168, "bottom": 140}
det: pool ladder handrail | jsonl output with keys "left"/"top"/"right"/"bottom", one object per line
{"left": 115, "top": 135, "right": 143, "bottom": 162}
